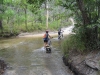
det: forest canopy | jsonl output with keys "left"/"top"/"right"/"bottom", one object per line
{"left": 59, "top": 0, "right": 100, "bottom": 50}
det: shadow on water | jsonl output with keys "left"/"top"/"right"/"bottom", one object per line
{"left": 0, "top": 37, "right": 73, "bottom": 75}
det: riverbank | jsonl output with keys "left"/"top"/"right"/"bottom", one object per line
{"left": 17, "top": 26, "right": 74, "bottom": 38}
{"left": 62, "top": 49, "right": 100, "bottom": 75}
{"left": 17, "top": 32, "right": 58, "bottom": 38}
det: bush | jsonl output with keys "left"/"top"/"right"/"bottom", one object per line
{"left": 61, "top": 34, "right": 85, "bottom": 55}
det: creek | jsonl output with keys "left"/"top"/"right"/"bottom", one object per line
{"left": 0, "top": 26, "right": 74, "bottom": 75}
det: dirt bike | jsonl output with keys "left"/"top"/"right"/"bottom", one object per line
{"left": 58, "top": 32, "right": 63, "bottom": 40}
{"left": 45, "top": 38, "right": 52, "bottom": 53}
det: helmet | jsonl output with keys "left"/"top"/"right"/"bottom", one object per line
{"left": 46, "top": 30, "right": 49, "bottom": 33}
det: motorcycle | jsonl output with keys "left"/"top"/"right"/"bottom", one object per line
{"left": 58, "top": 32, "right": 63, "bottom": 40}
{"left": 45, "top": 38, "right": 52, "bottom": 53}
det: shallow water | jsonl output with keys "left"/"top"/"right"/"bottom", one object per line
{"left": 0, "top": 37, "right": 73, "bottom": 75}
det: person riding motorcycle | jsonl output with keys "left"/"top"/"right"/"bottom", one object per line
{"left": 58, "top": 28, "right": 64, "bottom": 39}
{"left": 43, "top": 30, "right": 52, "bottom": 48}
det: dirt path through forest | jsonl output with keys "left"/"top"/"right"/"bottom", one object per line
{"left": 18, "top": 26, "right": 74, "bottom": 38}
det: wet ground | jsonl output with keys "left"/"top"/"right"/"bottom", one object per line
{"left": 0, "top": 26, "right": 74, "bottom": 75}
{"left": 0, "top": 37, "right": 74, "bottom": 75}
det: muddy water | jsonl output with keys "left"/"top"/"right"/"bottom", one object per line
{"left": 0, "top": 37, "right": 73, "bottom": 75}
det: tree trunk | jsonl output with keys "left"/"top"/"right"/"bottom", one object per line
{"left": 0, "top": 20, "right": 3, "bottom": 33}
{"left": 0, "top": 20, "right": 2, "bottom": 29}
{"left": 76, "top": 0, "right": 90, "bottom": 25}
{"left": 46, "top": 0, "right": 49, "bottom": 29}
{"left": 24, "top": 5, "right": 28, "bottom": 31}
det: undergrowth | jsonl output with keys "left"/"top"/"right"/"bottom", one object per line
{"left": 61, "top": 34, "right": 85, "bottom": 56}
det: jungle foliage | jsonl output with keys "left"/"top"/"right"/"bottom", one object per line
{"left": 0, "top": 0, "right": 72, "bottom": 37}
{"left": 60, "top": 0, "right": 100, "bottom": 51}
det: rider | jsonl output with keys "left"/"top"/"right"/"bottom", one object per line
{"left": 58, "top": 28, "right": 64, "bottom": 39}
{"left": 43, "top": 30, "right": 52, "bottom": 48}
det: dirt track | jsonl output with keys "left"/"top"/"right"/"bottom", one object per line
{"left": 18, "top": 26, "right": 74, "bottom": 38}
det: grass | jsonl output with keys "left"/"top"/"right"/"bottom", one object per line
{"left": 61, "top": 34, "right": 86, "bottom": 56}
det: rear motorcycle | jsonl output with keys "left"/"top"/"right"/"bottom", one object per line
{"left": 46, "top": 38, "right": 52, "bottom": 53}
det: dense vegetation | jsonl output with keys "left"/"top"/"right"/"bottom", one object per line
{"left": 0, "top": 0, "right": 71, "bottom": 37}
{"left": 60, "top": 0, "right": 100, "bottom": 52}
